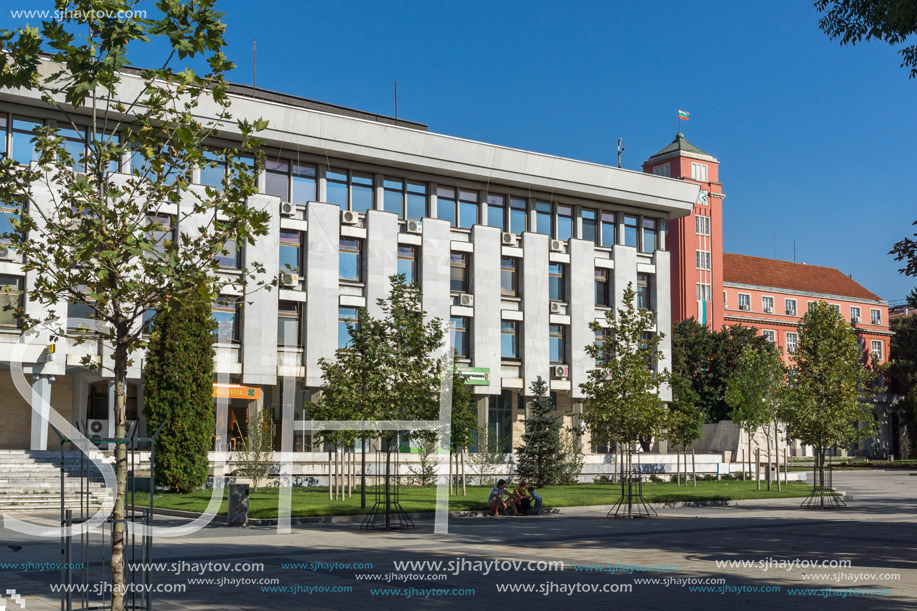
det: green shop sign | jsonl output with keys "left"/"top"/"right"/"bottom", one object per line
{"left": 455, "top": 366, "right": 490, "bottom": 386}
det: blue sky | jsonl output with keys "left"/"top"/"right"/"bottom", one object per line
{"left": 129, "top": 0, "right": 916, "bottom": 301}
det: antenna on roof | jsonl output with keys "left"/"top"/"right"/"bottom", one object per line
{"left": 617, "top": 138, "right": 624, "bottom": 168}
{"left": 252, "top": 38, "right": 256, "bottom": 92}
{"left": 394, "top": 81, "right": 398, "bottom": 119}
{"left": 793, "top": 240, "right": 796, "bottom": 263}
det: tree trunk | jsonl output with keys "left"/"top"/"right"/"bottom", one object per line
{"left": 360, "top": 438, "right": 366, "bottom": 508}
{"left": 111, "top": 343, "right": 129, "bottom": 611}
{"left": 756, "top": 447, "right": 761, "bottom": 491}
{"left": 448, "top": 450, "right": 453, "bottom": 495}
{"left": 461, "top": 449, "right": 466, "bottom": 496}
{"left": 747, "top": 435, "right": 752, "bottom": 482}
{"left": 328, "top": 451, "right": 333, "bottom": 501}
{"left": 676, "top": 449, "right": 680, "bottom": 486}
{"left": 774, "top": 422, "right": 781, "bottom": 492}
{"left": 766, "top": 430, "right": 772, "bottom": 491}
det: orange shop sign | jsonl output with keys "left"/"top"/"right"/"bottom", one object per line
{"left": 212, "top": 384, "right": 261, "bottom": 400}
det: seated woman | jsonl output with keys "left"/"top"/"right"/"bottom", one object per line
{"left": 511, "top": 481, "right": 530, "bottom": 515}
{"left": 488, "top": 480, "right": 512, "bottom": 516}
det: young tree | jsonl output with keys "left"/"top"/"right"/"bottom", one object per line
{"left": 666, "top": 374, "right": 703, "bottom": 486}
{"left": 515, "top": 377, "right": 564, "bottom": 487}
{"left": 449, "top": 370, "right": 477, "bottom": 495}
{"left": 782, "top": 301, "right": 881, "bottom": 506}
{"left": 143, "top": 299, "right": 215, "bottom": 493}
{"left": 0, "top": 5, "right": 270, "bottom": 605}
{"left": 888, "top": 314, "right": 917, "bottom": 458}
{"left": 580, "top": 283, "right": 669, "bottom": 517}
{"left": 235, "top": 408, "right": 274, "bottom": 491}
{"left": 725, "top": 343, "right": 785, "bottom": 490}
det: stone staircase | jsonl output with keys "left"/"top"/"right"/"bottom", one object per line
{"left": 0, "top": 450, "right": 115, "bottom": 513}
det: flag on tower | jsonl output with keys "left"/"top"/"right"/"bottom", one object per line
{"left": 678, "top": 109, "right": 690, "bottom": 121}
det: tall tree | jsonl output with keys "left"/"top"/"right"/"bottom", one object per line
{"left": 889, "top": 314, "right": 917, "bottom": 458}
{"left": 449, "top": 370, "right": 476, "bottom": 495}
{"left": 665, "top": 374, "right": 704, "bottom": 485}
{"left": 515, "top": 376, "right": 564, "bottom": 487}
{"left": 143, "top": 299, "right": 215, "bottom": 493}
{"left": 581, "top": 283, "right": 669, "bottom": 517}
{"left": 0, "top": 4, "right": 269, "bottom": 605}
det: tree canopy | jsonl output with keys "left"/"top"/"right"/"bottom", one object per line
{"left": 889, "top": 314, "right": 917, "bottom": 457}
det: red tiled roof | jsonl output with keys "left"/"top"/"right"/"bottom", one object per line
{"left": 723, "top": 253, "right": 881, "bottom": 301}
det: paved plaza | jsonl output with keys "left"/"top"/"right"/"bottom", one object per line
{"left": 1, "top": 471, "right": 915, "bottom": 610}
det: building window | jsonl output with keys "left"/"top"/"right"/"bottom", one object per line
{"left": 486, "top": 194, "right": 505, "bottom": 231}
{"left": 696, "top": 250, "right": 711, "bottom": 270}
{"left": 535, "top": 201, "right": 552, "bottom": 235}
{"left": 808, "top": 301, "right": 818, "bottom": 313}
{"left": 785, "top": 299, "right": 797, "bottom": 316}
{"left": 338, "top": 306, "right": 359, "bottom": 348}
{"left": 652, "top": 164, "right": 670, "bottom": 177}
{"left": 786, "top": 332, "right": 798, "bottom": 353}
{"left": 144, "top": 214, "right": 174, "bottom": 258}
{"left": 213, "top": 297, "right": 241, "bottom": 344}
{"left": 850, "top": 306, "right": 861, "bottom": 323}
{"left": 397, "top": 245, "right": 418, "bottom": 284}
{"left": 581, "top": 209, "right": 597, "bottom": 243}
{"left": 11, "top": 116, "right": 41, "bottom": 166}
{"left": 488, "top": 391, "right": 513, "bottom": 453}
{"left": 762, "top": 296, "right": 774, "bottom": 313}
{"left": 340, "top": 238, "right": 362, "bottom": 282}
{"left": 265, "top": 159, "right": 316, "bottom": 204}
{"left": 871, "top": 309, "right": 882, "bottom": 325}
{"left": 142, "top": 308, "right": 156, "bottom": 335}
{"left": 549, "top": 263, "right": 566, "bottom": 302}
{"left": 215, "top": 224, "right": 241, "bottom": 269}
{"left": 501, "top": 320, "right": 519, "bottom": 360}
{"left": 829, "top": 304, "right": 840, "bottom": 315}
{"left": 450, "top": 252, "right": 469, "bottom": 293}
{"left": 738, "top": 293, "right": 750, "bottom": 311}
{"left": 501, "top": 257, "right": 518, "bottom": 297}
{"left": 0, "top": 275, "right": 22, "bottom": 328}
{"left": 452, "top": 316, "right": 469, "bottom": 358}
{"left": 549, "top": 324, "right": 566, "bottom": 363}
{"left": 595, "top": 268, "right": 610, "bottom": 307}
{"left": 326, "top": 169, "right": 373, "bottom": 213}
{"left": 384, "top": 177, "right": 427, "bottom": 219}
{"left": 871, "top": 340, "right": 883, "bottom": 362}
{"left": 457, "top": 190, "right": 479, "bottom": 229}
{"left": 623, "top": 215, "right": 638, "bottom": 248}
{"left": 436, "top": 186, "right": 456, "bottom": 226}
{"left": 637, "top": 273, "right": 652, "bottom": 310}
{"left": 723, "top": 291, "right": 728, "bottom": 309}
{"left": 691, "top": 162, "right": 708, "bottom": 182}
{"left": 279, "top": 230, "right": 302, "bottom": 274}
{"left": 509, "top": 198, "right": 527, "bottom": 234}
{"left": 277, "top": 301, "right": 302, "bottom": 347}
{"left": 642, "top": 219, "right": 658, "bottom": 253}
{"left": 695, "top": 215, "right": 711, "bottom": 236}
{"left": 601, "top": 212, "right": 616, "bottom": 247}
{"left": 0, "top": 113, "right": 6, "bottom": 156}
{"left": 762, "top": 329, "right": 776, "bottom": 343}
{"left": 198, "top": 149, "right": 228, "bottom": 189}
{"left": 58, "top": 126, "right": 86, "bottom": 171}
{"left": 556, "top": 205, "right": 573, "bottom": 241}
{"left": 697, "top": 283, "right": 712, "bottom": 302}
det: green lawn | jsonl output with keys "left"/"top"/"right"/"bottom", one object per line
{"left": 133, "top": 481, "right": 812, "bottom": 519}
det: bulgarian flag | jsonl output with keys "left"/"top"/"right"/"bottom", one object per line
{"left": 678, "top": 109, "right": 690, "bottom": 121}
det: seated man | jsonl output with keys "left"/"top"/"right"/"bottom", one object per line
{"left": 488, "top": 479, "right": 512, "bottom": 516}
{"left": 527, "top": 486, "right": 542, "bottom": 515}
{"left": 512, "top": 481, "right": 530, "bottom": 515}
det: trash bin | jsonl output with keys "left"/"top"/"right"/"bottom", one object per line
{"left": 228, "top": 483, "right": 249, "bottom": 526}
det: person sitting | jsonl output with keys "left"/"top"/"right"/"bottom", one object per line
{"left": 512, "top": 481, "right": 530, "bottom": 515}
{"left": 488, "top": 479, "right": 512, "bottom": 516}
{"left": 527, "top": 486, "right": 542, "bottom": 515}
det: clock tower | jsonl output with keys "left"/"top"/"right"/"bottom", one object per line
{"left": 642, "top": 132, "right": 725, "bottom": 330}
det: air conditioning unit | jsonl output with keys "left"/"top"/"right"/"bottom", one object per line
{"left": 280, "top": 202, "right": 296, "bottom": 217}
{"left": 785, "top": 309, "right": 796, "bottom": 316}
{"left": 501, "top": 232, "right": 517, "bottom": 246}
{"left": 341, "top": 210, "right": 360, "bottom": 225}
{"left": 550, "top": 239, "right": 565, "bottom": 252}
{"left": 739, "top": 304, "right": 750, "bottom": 311}
{"left": 552, "top": 365, "right": 569, "bottom": 378}
{"left": 764, "top": 306, "right": 774, "bottom": 313}
{"left": 459, "top": 294, "right": 474, "bottom": 307}
{"left": 0, "top": 245, "right": 16, "bottom": 260}
{"left": 550, "top": 302, "right": 563, "bottom": 313}
{"left": 280, "top": 272, "right": 299, "bottom": 288}
{"left": 406, "top": 220, "right": 422, "bottom": 234}
{"left": 851, "top": 316, "right": 860, "bottom": 323}
{"left": 87, "top": 419, "right": 108, "bottom": 439}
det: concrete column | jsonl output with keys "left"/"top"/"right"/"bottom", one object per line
{"left": 654, "top": 250, "right": 673, "bottom": 401}
{"left": 659, "top": 219, "right": 667, "bottom": 251}
{"left": 305, "top": 202, "right": 341, "bottom": 387}
{"left": 317, "top": 165, "right": 328, "bottom": 203}
{"left": 29, "top": 373, "right": 55, "bottom": 450}
{"left": 522, "top": 232, "right": 549, "bottom": 391}
{"left": 471, "top": 225, "right": 501, "bottom": 394}
{"left": 613, "top": 244, "right": 637, "bottom": 310}
{"left": 421, "top": 218, "right": 451, "bottom": 355}
{"left": 569, "top": 238, "right": 595, "bottom": 399}
{"left": 72, "top": 373, "right": 88, "bottom": 435}
{"left": 365, "top": 210, "right": 398, "bottom": 318}
{"left": 374, "top": 174, "right": 385, "bottom": 211}
{"left": 242, "top": 194, "right": 279, "bottom": 386}
{"left": 428, "top": 182, "right": 438, "bottom": 219}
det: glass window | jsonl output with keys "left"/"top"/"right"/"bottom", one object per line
{"left": 652, "top": 164, "right": 671, "bottom": 177}
{"left": 697, "top": 283, "right": 712, "bottom": 302}
{"left": 623, "top": 215, "right": 638, "bottom": 248}
{"left": 0, "top": 201, "right": 21, "bottom": 242}
{"left": 397, "top": 245, "right": 417, "bottom": 283}
{"left": 340, "top": 238, "right": 362, "bottom": 281}
{"left": 450, "top": 252, "right": 468, "bottom": 293}
{"left": 486, "top": 194, "right": 505, "bottom": 231}
{"left": 549, "top": 263, "right": 565, "bottom": 301}
{"left": 277, "top": 301, "right": 302, "bottom": 347}
{"left": 0, "top": 113, "right": 6, "bottom": 155}
{"left": 601, "top": 212, "right": 616, "bottom": 247}
{"left": 142, "top": 308, "right": 156, "bottom": 335}
{"left": 500, "top": 257, "right": 518, "bottom": 297}
{"left": 556, "top": 205, "right": 572, "bottom": 241}
{"left": 696, "top": 250, "right": 711, "bottom": 270}
{"left": 216, "top": 226, "right": 241, "bottom": 269}
{"left": 786, "top": 332, "right": 798, "bottom": 353}
{"left": 808, "top": 301, "right": 818, "bottom": 313}
{"left": 762, "top": 296, "right": 774, "bottom": 312}
{"left": 762, "top": 330, "right": 776, "bottom": 343}
{"left": 130, "top": 143, "right": 180, "bottom": 185}
{"left": 452, "top": 316, "right": 469, "bottom": 358}
{"left": 199, "top": 149, "right": 226, "bottom": 188}
{"left": 549, "top": 324, "right": 566, "bottom": 363}
{"left": 291, "top": 163, "right": 316, "bottom": 204}
{"left": 738, "top": 294, "right": 750, "bottom": 310}
{"left": 67, "top": 301, "right": 97, "bottom": 334}
{"left": 871, "top": 309, "right": 882, "bottom": 325}
{"left": 509, "top": 198, "right": 527, "bottom": 234}
{"left": 458, "top": 190, "right": 478, "bottom": 229}
{"left": 850, "top": 306, "right": 861, "bottom": 322}
{"left": 12, "top": 117, "right": 41, "bottom": 166}
{"left": 406, "top": 181, "right": 427, "bottom": 220}
{"left": 642, "top": 218, "right": 657, "bottom": 253}
{"left": 437, "top": 186, "right": 456, "bottom": 226}
{"left": 535, "top": 202, "right": 552, "bottom": 236}
{"left": 0, "top": 275, "right": 22, "bottom": 328}
{"left": 279, "top": 230, "right": 301, "bottom": 274}
{"left": 265, "top": 159, "right": 290, "bottom": 201}
{"left": 58, "top": 126, "right": 85, "bottom": 171}
{"left": 582, "top": 209, "right": 597, "bottom": 243}
{"left": 326, "top": 170, "right": 349, "bottom": 208}
{"left": 637, "top": 273, "right": 652, "bottom": 310}
{"left": 595, "top": 268, "right": 609, "bottom": 307}
{"left": 696, "top": 215, "right": 711, "bottom": 236}
{"left": 351, "top": 173, "right": 373, "bottom": 214}
{"left": 338, "top": 306, "right": 359, "bottom": 348}
{"left": 266, "top": 159, "right": 317, "bottom": 204}
{"left": 785, "top": 299, "right": 797, "bottom": 316}
{"left": 384, "top": 177, "right": 404, "bottom": 216}
{"left": 871, "top": 340, "right": 883, "bottom": 361}
{"left": 501, "top": 320, "right": 519, "bottom": 359}
{"left": 488, "top": 392, "right": 513, "bottom": 453}
{"left": 213, "top": 298, "right": 240, "bottom": 344}
{"left": 145, "top": 214, "right": 174, "bottom": 258}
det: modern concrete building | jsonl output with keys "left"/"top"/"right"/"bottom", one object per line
{"left": 0, "top": 73, "right": 699, "bottom": 455}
